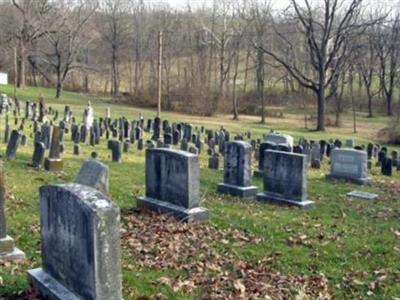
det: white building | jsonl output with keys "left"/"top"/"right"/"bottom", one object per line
{"left": 0, "top": 72, "right": 8, "bottom": 85}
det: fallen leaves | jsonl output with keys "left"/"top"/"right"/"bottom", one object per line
{"left": 121, "top": 209, "right": 331, "bottom": 299}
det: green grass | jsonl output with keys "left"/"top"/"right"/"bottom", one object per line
{"left": 0, "top": 84, "right": 400, "bottom": 299}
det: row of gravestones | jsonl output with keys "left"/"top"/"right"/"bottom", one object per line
{"left": 3, "top": 99, "right": 399, "bottom": 180}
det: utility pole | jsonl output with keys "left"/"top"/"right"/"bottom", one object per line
{"left": 13, "top": 46, "right": 17, "bottom": 99}
{"left": 157, "top": 31, "right": 163, "bottom": 118}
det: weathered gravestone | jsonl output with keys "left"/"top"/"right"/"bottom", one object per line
{"left": 44, "top": 126, "right": 63, "bottom": 171}
{"left": 0, "top": 168, "right": 25, "bottom": 262}
{"left": 326, "top": 149, "right": 371, "bottom": 185}
{"left": 108, "top": 140, "right": 122, "bottom": 162}
{"left": 28, "top": 183, "right": 122, "bottom": 300}
{"left": 265, "top": 132, "right": 293, "bottom": 149}
{"left": 30, "top": 142, "right": 46, "bottom": 168}
{"left": 74, "top": 160, "right": 109, "bottom": 194}
{"left": 256, "top": 150, "right": 315, "bottom": 209}
{"left": 5, "top": 130, "right": 21, "bottom": 160}
{"left": 208, "top": 153, "right": 220, "bottom": 170}
{"left": 217, "top": 141, "right": 258, "bottom": 198}
{"left": 137, "top": 148, "right": 210, "bottom": 223}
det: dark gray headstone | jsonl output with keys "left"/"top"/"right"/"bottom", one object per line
{"left": 137, "top": 148, "right": 209, "bottom": 223}
{"left": 218, "top": 141, "right": 257, "bottom": 198}
{"left": 256, "top": 150, "right": 315, "bottom": 208}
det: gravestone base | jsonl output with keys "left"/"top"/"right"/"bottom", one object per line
{"left": 44, "top": 158, "right": 63, "bottom": 172}
{"left": 0, "top": 236, "right": 25, "bottom": 262}
{"left": 137, "top": 197, "right": 210, "bottom": 224}
{"left": 256, "top": 192, "right": 315, "bottom": 209}
{"left": 28, "top": 268, "right": 80, "bottom": 300}
{"left": 217, "top": 183, "right": 258, "bottom": 199}
{"left": 253, "top": 170, "right": 264, "bottom": 178}
{"left": 326, "top": 174, "right": 371, "bottom": 185}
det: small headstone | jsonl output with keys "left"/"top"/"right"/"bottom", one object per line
{"left": 208, "top": 153, "right": 220, "bottom": 170}
{"left": 327, "top": 149, "right": 371, "bottom": 185}
{"left": 74, "top": 160, "right": 109, "bottom": 194}
{"left": 108, "top": 140, "right": 122, "bottom": 162}
{"left": 44, "top": 126, "right": 63, "bottom": 171}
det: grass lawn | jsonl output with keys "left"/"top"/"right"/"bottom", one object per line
{"left": 0, "top": 84, "right": 400, "bottom": 299}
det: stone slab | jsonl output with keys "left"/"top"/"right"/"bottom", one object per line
{"left": 256, "top": 192, "right": 315, "bottom": 209}
{"left": 217, "top": 183, "right": 258, "bottom": 199}
{"left": 0, "top": 246, "right": 25, "bottom": 262}
{"left": 44, "top": 159, "right": 63, "bottom": 172}
{"left": 0, "top": 235, "right": 14, "bottom": 253}
{"left": 137, "top": 196, "right": 210, "bottom": 224}
{"left": 347, "top": 190, "right": 378, "bottom": 200}
{"left": 28, "top": 268, "right": 80, "bottom": 300}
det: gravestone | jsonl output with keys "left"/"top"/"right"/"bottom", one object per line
{"left": 74, "top": 160, "right": 109, "bottom": 194}
{"left": 326, "top": 149, "right": 371, "bottom": 185}
{"left": 31, "top": 142, "right": 46, "bottom": 168}
{"left": 0, "top": 168, "right": 25, "bottom": 262}
{"left": 28, "top": 183, "right": 122, "bottom": 300}
{"left": 217, "top": 141, "right": 258, "bottom": 198}
{"left": 208, "top": 153, "right": 220, "bottom": 170}
{"left": 254, "top": 142, "right": 276, "bottom": 177}
{"left": 137, "top": 148, "right": 210, "bottom": 223}
{"left": 381, "top": 158, "right": 392, "bottom": 176}
{"left": 265, "top": 133, "right": 293, "bottom": 149}
{"left": 108, "top": 140, "right": 122, "bottom": 162}
{"left": 73, "top": 144, "right": 80, "bottom": 156}
{"left": 5, "top": 130, "right": 21, "bottom": 161}
{"left": 256, "top": 150, "right": 314, "bottom": 208}
{"left": 123, "top": 140, "right": 130, "bottom": 153}
{"left": 44, "top": 126, "right": 63, "bottom": 171}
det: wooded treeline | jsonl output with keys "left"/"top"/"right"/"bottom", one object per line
{"left": 0, "top": 0, "right": 398, "bottom": 130}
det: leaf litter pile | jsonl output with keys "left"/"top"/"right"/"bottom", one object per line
{"left": 122, "top": 210, "right": 331, "bottom": 299}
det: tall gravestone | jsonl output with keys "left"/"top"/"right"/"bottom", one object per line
{"left": 217, "top": 141, "right": 258, "bottom": 198}
{"left": 137, "top": 148, "right": 210, "bottom": 223}
{"left": 0, "top": 167, "right": 25, "bottom": 261}
{"left": 256, "top": 150, "right": 315, "bottom": 208}
{"left": 30, "top": 142, "right": 46, "bottom": 168}
{"left": 28, "top": 183, "right": 122, "bottom": 300}
{"left": 326, "top": 149, "right": 371, "bottom": 185}
{"left": 44, "top": 126, "right": 63, "bottom": 171}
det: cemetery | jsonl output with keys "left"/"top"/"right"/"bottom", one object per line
{"left": 1, "top": 0, "right": 400, "bottom": 299}
{"left": 0, "top": 85, "right": 398, "bottom": 299}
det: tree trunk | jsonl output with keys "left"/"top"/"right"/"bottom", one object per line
{"left": 316, "top": 87, "right": 325, "bottom": 131}
{"left": 387, "top": 92, "right": 393, "bottom": 116}
{"left": 56, "top": 76, "right": 63, "bottom": 99}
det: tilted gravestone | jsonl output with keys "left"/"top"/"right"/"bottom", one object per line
{"left": 265, "top": 132, "right": 293, "bottom": 149}
{"left": 0, "top": 167, "right": 25, "bottom": 262}
{"left": 137, "top": 148, "right": 210, "bottom": 223}
{"left": 326, "top": 149, "right": 371, "bottom": 185}
{"left": 74, "top": 160, "right": 109, "bottom": 194}
{"left": 218, "top": 141, "right": 258, "bottom": 198}
{"left": 28, "top": 183, "right": 122, "bottom": 300}
{"left": 256, "top": 150, "right": 315, "bottom": 209}
{"left": 30, "top": 142, "right": 46, "bottom": 168}
{"left": 5, "top": 130, "right": 21, "bottom": 161}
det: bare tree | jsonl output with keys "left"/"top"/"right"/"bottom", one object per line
{"left": 259, "top": 0, "right": 372, "bottom": 131}
{"left": 38, "top": 0, "right": 97, "bottom": 98}
{"left": 374, "top": 15, "right": 400, "bottom": 116}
